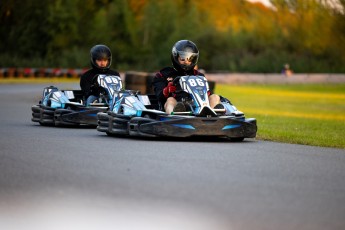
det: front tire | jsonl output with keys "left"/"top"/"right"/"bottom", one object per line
{"left": 39, "top": 107, "right": 55, "bottom": 126}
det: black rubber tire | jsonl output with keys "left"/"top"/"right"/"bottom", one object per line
{"left": 38, "top": 107, "right": 55, "bottom": 126}
{"left": 31, "top": 105, "right": 41, "bottom": 122}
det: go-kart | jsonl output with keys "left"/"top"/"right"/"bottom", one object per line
{"left": 97, "top": 75, "right": 257, "bottom": 141}
{"left": 31, "top": 74, "right": 122, "bottom": 127}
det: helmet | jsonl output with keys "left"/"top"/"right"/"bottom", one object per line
{"left": 171, "top": 40, "right": 199, "bottom": 72}
{"left": 90, "top": 44, "right": 112, "bottom": 72}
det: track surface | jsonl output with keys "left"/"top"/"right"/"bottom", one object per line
{"left": 1, "top": 84, "right": 344, "bottom": 230}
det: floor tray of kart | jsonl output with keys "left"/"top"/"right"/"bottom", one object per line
{"left": 97, "top": 75, "right": 257, "bottom": 141}
{"left": 31, "top": 74, "right": 122, "bottom": 127}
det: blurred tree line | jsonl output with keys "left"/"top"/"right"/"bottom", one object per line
{"left": 1, "top": 0, "right": 344, "bottom": 73}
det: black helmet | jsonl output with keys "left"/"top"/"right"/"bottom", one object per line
{"left": 171, "top": 40, "right": 199, "bottom": 72}
{"left": 90, "top": 44, "right": 112, "bottom": 72}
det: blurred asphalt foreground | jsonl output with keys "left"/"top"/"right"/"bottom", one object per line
{"left": 0, "top": 191, "right": 230, "bottom": 230}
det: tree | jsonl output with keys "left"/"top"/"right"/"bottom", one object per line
{"left": 0, "top": 0, "right": 51, "bottom": 64}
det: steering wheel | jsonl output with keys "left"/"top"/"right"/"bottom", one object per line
{"left": 172, "top": 76, "right": 181, "bottom": 86}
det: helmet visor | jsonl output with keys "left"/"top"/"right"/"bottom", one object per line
{"left": 177, "top": 51, "right": 198, "bottom": 64}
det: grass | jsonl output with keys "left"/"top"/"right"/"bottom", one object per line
{"left": 216, "top": 84, "right": 345, "bottom": 149}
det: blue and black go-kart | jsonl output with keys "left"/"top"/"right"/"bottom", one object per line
{"left": 97, "top": 75, "right": 257, "bottom": 141}
{"left": 31, "top": 74, "right": 123, "bottom": 127}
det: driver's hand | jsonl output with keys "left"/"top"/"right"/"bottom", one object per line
{"left": 163, "top": 82, "right": 176, "bottom": 98}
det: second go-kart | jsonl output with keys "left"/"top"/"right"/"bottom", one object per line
{"left": 31, "top": 74, "right": 122, "bottom": 127}
{"left": 97, "top": 75, "right": 257, "bottom": 141}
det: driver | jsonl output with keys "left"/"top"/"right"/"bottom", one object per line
{"left": 80, "top": 44, "right": 120, "bottom": 105}
{"left": 152, "top": 40, "right": 221, "bottom": 114}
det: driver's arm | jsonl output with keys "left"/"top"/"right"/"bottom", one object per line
{"left": 152, "top": 73, "right": 168, "bottom": 103}
{"left": 80, "top": 71, "right": 96, "bottom": 97}
{"left": 80, "top": 75, "right": 91, "bottom": 96}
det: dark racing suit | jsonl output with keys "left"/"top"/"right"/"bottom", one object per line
{"left": 80, "top": 68, "right": 120, "bottom": 99}
{"left": 152, "top": 67, "right": 206, "bottom": 108}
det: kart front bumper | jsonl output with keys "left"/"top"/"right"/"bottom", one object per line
{"left": 129, "top": 116, "right": 257, "bottom": 138}
{"left": 55, "top": 107, "right": 108, "bottom": 126}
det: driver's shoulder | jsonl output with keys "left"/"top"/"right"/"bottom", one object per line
{"left": 80, "top": 69, "right": 97, "bottom": 82}
{"left": 158, "top": 67, "right": 178, "bottom": 77}
{"left": 193, "top": 69, "right": 205, "bottom": 76}
{"left": 107, "top": 69, "right": 120, "bottom": 76}
{"left": 80, "top": 68, "right": 93, "bottom": 77}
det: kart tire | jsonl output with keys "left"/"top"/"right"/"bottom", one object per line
{"left": 39, "top": 108, "right": 55, "bottom": 126}
{"left": 109, "top": 117, "right": 129, "bottom": 135}
{"left": 31, "top": 105, "right": 42, "bottom": 122}
{"left": 97, "top": 112, "right": 110, "bottom": 132}
{"left": 32, "top": 105, "right": 41, "bottom": 113}
{"left": 100, "top": 113, "right": 130, "bottom": 135}
{"left": 31, "top": 105, "right": 41, "bottom": 122}
{"left": 32, "top": 112, "right": 41, "bottom": 119}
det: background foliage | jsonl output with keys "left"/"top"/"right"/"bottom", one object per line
{"left": 1, "top": 0, "right": 344, "bottom": 72}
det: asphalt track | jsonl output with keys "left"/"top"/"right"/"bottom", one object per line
{"left": 1, "top": 83, "right": 344, "bottom": 230}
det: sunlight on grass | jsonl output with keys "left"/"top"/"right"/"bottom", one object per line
{"left": 216, "top": 84, "right": 345, "bottom": 148}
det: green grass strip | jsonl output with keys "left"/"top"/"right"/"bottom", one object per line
{"left": 216, "top": 84, "right": 345, "bottom": 149}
